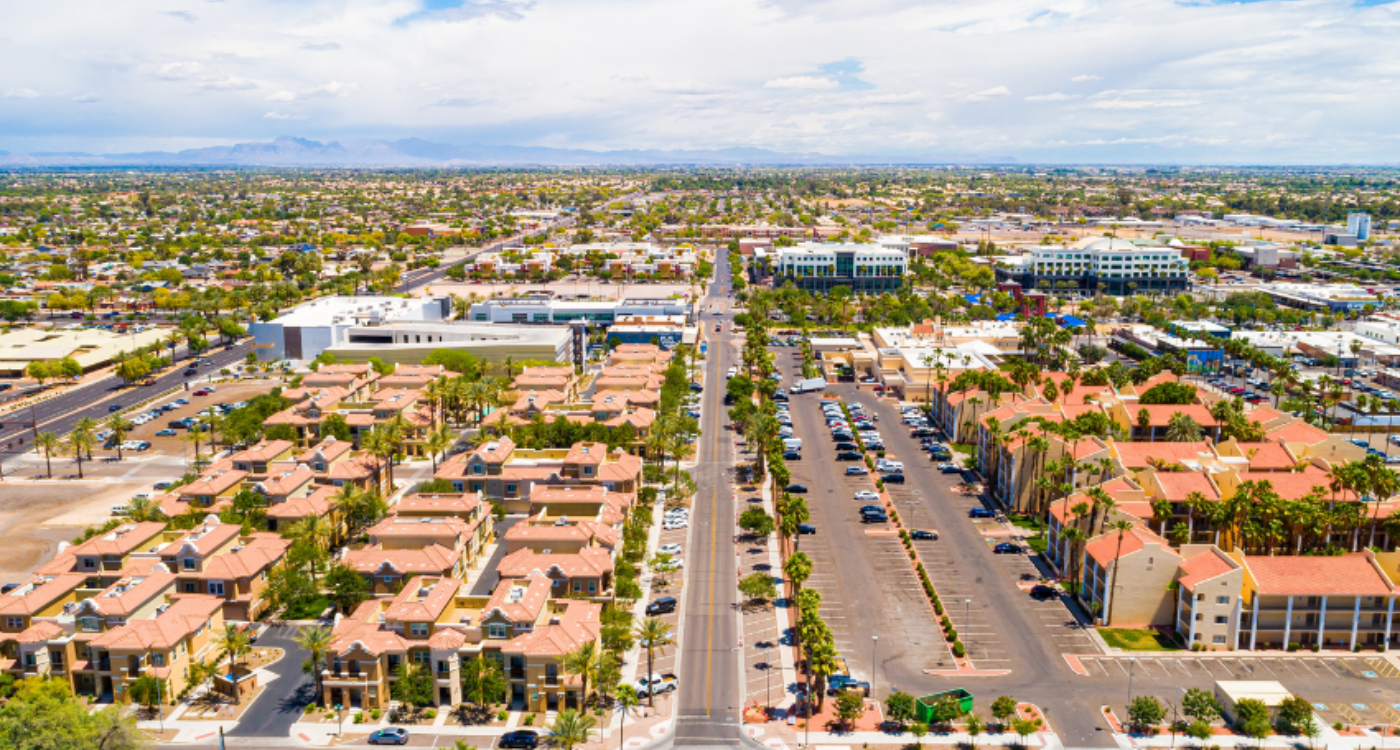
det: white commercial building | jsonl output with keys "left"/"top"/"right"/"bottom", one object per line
{"left": 1349, "top": 212, "right": 1373, "bottom": 241}
{"left": 771, "top": 242, "right": 908, "bottom": 294}
{"left": 995, "top": 236, "right": 1188, "bottom": 295}
{"left": 467, "top": 295, "right": 689, "bottom": 325}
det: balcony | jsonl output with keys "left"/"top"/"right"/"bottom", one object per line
{"left": 321, "top": 670, "right": 371, "bottom": 684}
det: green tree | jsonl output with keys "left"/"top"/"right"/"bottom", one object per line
{"left": 391, "top": 662, "right": 435, "bottom": 710}
{"left": 909, "top": 722, "right": 929, "bottom": 749}
{"left": 1011, "top": 718, "right": 1038, "bottom": 748}
{"left": 1128, "top": 696, "right": 1166, "bottom": 733}
{"left": 561, "top": 641, "right": 602, "bottom": 710}
{"left": 217, "top": 624, "right": 252, "bottom": 704}
{"left": 1276, "top": 695, "right": 1314, "bottom": 734}
{"left": 738, "top": 507, "right": 775, "bottom": 538}
{"left": 834, "top": 690, "right": 864, "bottom": 730}
{"left": 35, "top": 431, "right": 60, "bottom": 478}
{"left": 884, "top": 690, "right": 916, "bottom": 727}
{"left": 128, "top": 674, "right": 166, "bottom": 714}
{"left": 966, "top": 712, "right": 986, "bottom": 747}
{"left": 296, "top": 625, "right": 333, "bottom": 708}
{"left": 739, "top": 572, "right": 777, "bottom": 607}
{"left": 991, "top": 695, "right": 1018, "bottom": 730}
{"left": 1182, "top": 687, "right": 1221, "bottom": 724}
{"left": 547, "top": 709, "right": 596, "bottom": 750}
{"left": 616, "top": 685, "right": 639, "bottom": 750}
{"left": 460, "top": 656, "right": 509, "bottom": 713}
{"left": 0, "top": 677, "right": 144, "bottom": 750}
{"left": 323, "top": 564, "right": 370, "bottom": 614}
{"left": 1186, "top": 719, "right": 1214, "bottom": 745}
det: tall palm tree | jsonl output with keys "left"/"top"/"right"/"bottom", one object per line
{"left": 425, "top": 424, "right": 454, "bottom": 473}
{"left": 106, "top": 413, "right": 133, "bottom": 461}
{"left": 362, "top": 426, "right": 397, "bottom": 492}
{"left": 1060, "top": 526, "right": 1085, "bottom": 594}
{"left": 561, "top": 641, "right": 602, "bottom": 710}
{"left": 806, "top": 638, "right": 841, "bottom": 711}
{"left": 127, "top": 496, "right": 164, "bottom": 523}
{"left": 634, "top": 617, "right": 674, "bottom": 709}
{"left": 185, "top": 424, "right": 208, "bottom": 470}
{"left": 34, "top": 431, "right": 60, "bottom": 479}
{"left": 216, "top": 624, "right": 252, "bottom": 704}
{"left": 67, "top": 426, "right": 96, "bottom": 479}
{"left": 72, "top": 417, "right": 98, "bottom": 460}
{"left": 296, "top": 625, "right": 333, "bottom": 708}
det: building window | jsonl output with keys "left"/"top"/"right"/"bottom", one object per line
{"left": 1216, "top": 596, "right": 1230, "bottom": 604}
{"left": 1213, "top": 635, "right": 1227, "bottom": 644}
{"left": 1215, "top": 616, "right": 1228, "bottom": 624}
{"left": 488, "top": 624, "right": 508, "bottom": 639}
{"left": 410, "top": 623, "right": 428, "bottom": 637}
{"left": 84, "top": 558, "right": 96, "bottom": 570}
{"left": 152, "top": 653, "right": 165, "bottom": 667}
{"left": 413, "top": 651, "right": 430, "bottom": 664}
{"left": 208, "top": 582, "right": 225, "bottom": 596}
{"left": 183, "top": 558, "right": 197, "bottom": 571}
{"left": 5, "top": 617, "right": 23, "bottom": 630}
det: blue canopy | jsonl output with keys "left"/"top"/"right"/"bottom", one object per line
{"left": 995, "top": 312, "right": 1019, "bottom": 321}
{"left": 964, "top": 294, "right": 983, "bottom": 305}
{"left": 1058, "top": 315, "right": 1087, "bottom": 328}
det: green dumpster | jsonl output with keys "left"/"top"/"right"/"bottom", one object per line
{"left": 917, "top": 689, "right": 974, "bottom": 723}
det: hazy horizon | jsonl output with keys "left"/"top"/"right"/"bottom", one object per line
{"left": 4, "top": 0, "right": 1399, "bottom": 164}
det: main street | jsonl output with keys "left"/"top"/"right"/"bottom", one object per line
{"left": 0, "top": 339, "right": 254, "bottom": 468}
{"left": 673, "top": 251, "right": 743, "bottom": 749}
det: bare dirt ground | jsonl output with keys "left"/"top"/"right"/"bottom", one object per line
{"left": 0, "top": 480, "right": 147, "bottom": 580}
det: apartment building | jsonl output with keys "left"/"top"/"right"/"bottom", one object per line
{"left": 1080, "top": 526, "right": 1182, "bottom": 627}
{"left": 993, "top": 236, "right": 1189, "bottom": 296}
{"left": 434, "top": 439, "right": 643, "bottom": 513}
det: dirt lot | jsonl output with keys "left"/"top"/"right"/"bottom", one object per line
{"left": 109, "top": 381, "right": 278, "bottom": 461}
{"left": 0, "top": 480, "right": 148, "bottom": 581}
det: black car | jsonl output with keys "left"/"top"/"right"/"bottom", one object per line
{"left": 881, "top": 473, "right": 905, "bottom": 484}
{"left": 108, "top": 404, "right": 123, "bottom": 412}
{"left": 911, "top": 529, "right": 938, "bottom": 540}
{"left": 797, "top": 524, "right": 817, "bottom": 535}
{"left": 1029, "top": 585, "right": 1057, "bottom": 601}
{"left": 836, "top": 451, "right": 863, "bottom": 461}
{"left": 858, "top": 504, "right": 884, "bottom": 514}
{"left": 911, "top": 428, "right": 936, "bottom": 437}
{"left": 500, "top": 731, "right": 540, "bottom": 749}
{"left": 861, "top": 511, "right": 889, "bottom": 523}
{"left": 782, "top": 451, "right": 802, "bottom": 460}
{"left": 994, "top": 542, "right": 1022, "bottom": 554}
{"left": 929, "top": 451, "right": 952, "bottom": 461}
{"left": 688, "top": 383, "right": 703, "bottom": 392}
{"left": 786, "top": 484, "right": 808, "bottom": 494}
{"left": 835, "top": 442, "right": 860, "bottom": 452}
{"left": 969, "top": 507, "right": 996, "bottom": 519}
{"left": 183, "top": 368, "right": 198, "bottom": 376}
{"left": 646, "top": 597, "right": 677, "bottom": 616}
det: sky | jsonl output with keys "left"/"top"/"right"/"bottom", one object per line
{"left": 1, "top": 0, "right": 1399, "bottom": 163}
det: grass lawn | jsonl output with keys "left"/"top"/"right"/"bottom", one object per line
{"left": 282, "top": 595, "right": 333, "bottom": 620}
{"left": 1025, "top": 534, "right": 1048, "bottom": 555}
{"left": 952, "top": 444, "right": 975, "bottom": 456}
{"left": 1098, "top": 627, "right": 1180, "bottom": 651}
{"left": 1008, "top": 513, "right": 1045, "bottom": 532}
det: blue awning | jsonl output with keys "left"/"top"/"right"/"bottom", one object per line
{"left": 995, "top": 312, "right": 1018, "bottom": 321}
{"left": 1059, "top": 315, "right": 1087, "bottom": 327}
{"left": 964, "top": 294, "right": 983, "bottom": 305}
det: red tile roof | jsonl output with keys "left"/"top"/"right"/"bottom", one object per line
{"left": 1178, "top": 550, "right": 1237, "bottom": 592}
{"left": 1245, "top": 554, "right": 1393, "bottom": 596}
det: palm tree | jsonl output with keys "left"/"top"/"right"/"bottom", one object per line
{"left": 185, "top": 424, "right": 208, "bottom": 470}
{"left": 106, "top": 413, "right": 133, "bottom": 461}
{"left": 362, "top": 426, "right": 397, "bottom": 492}
{"left": 72, "top": 417, "right": 98, "bottom": 460}
{"left": 217, "top": 624, "right": 252, "bottom": 704}
{"left": 127, "top": 496, "right": 164, "bottom": 523}
{"left": 1165, "top": 412, "right": 1203, "bottom": 442}
{"left": 806, "top": 638, "right": 841, "bottom": 711}
{"left": 634, "top": 617, "right": 674, "bottom": 709}
{"left": 34, "top": 431, "right": 60, "bottom": 478}
{"left": 296, "top": 625, "right": 333, "bottom": 708}
{"left": 67, "top": 426, "right": 96, "bottom": 479}
{"left": 291, "top": 515, "right": 334, "bottom": 582}
{"left": 1060, "top": 526, "right": 1085, "bottom": 594}
{"left": 547, "top": 709, "right": 596, "bottom": 750}
{"left": 616, "top": 685, "right": 639, "bottom": 749}
{"left": 425, "top": 424, "right": 454, "bottom": 473}
{"left": 561, "top": 641, "right": 602, "bottom": 710}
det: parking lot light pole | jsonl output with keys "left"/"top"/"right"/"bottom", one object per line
{"left": 1127, "top": 657, "right": 1137, "bottom": 704}
{"left": 964, "top": 599, "right": 972, "bottom": 631}
{"left": 870, "top": 636, "right": 878, "bottom": 696}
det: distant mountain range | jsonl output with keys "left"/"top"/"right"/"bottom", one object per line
{"left": 0, "top": 136, "right": 1009, "bottom": 167}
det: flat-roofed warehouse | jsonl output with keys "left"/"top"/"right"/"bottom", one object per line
{"left": 0, "top": 326, "right": 169, "bottom": 376}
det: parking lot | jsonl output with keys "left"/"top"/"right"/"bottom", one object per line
{"left": 108, "top": 381, "right": 272, "bottom": 458}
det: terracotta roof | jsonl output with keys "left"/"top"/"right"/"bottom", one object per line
{"left": 0, "top": 573, "right": 87, "bottom": 616}
{"left": 13, "top": 621, "right": 64, "bottom": 644}
{"left": 496, "top": 546, "right": 613, "bottom": 579}
{"left": 199, "top": 534, "right": 290, "bottom": 580}
{"left": 503, "top": 600, "right": 602, "bottom": 657}
{"left": 67, "top": 522, "right": 166, "bottom": 557}
{"left": 396, "top": 493, "right": 481, "bottom": 517}
{"left": 1154, "top": 471, "right": 1221, "bottom": 501}
{"left": 159, "top": 522, "right": 242, "bottom": 558}
{"left": 1267, "top": 421, "right": 1332, "bottom": 445}
{"left": 230, "top": 440, "right": 295, "bottom": 464}
{"left": 1237, "top": 442, "right": 1297, "bottom": 470}
{"left": 473, "top": 438, "right": 516, "bottom": 464}
{"left": 341, "top": 544, "right": 460, "bottom": 576}
{"left": 564, "top": 442, "right": 608, "bottom": 465}
{"left": 1085, "top": 526, "right": 1176, "bottom": 568}
{"left": 1246, "top": 553, "right": 1393, "bottom": 596}
{"left": 80, "top": 570, "right": 178, "bottom": 617}
{"left": 329, "top": 600, "right": 408, "bottom": 657}
{"left": 1114, "top": 441, "right": 1214, "bottom": 469}
{"left": 384, "top": 576, "right": 460, "bottom": 623}
{"left": 254, "top": 465, "right": 316, "bottom": 497}
{"left": 89, "top": 595, "right": 223, "bottom": 650}
{"left": 484, "top": 574, "right": 552, "bottom": 624}
{"left": 297, "top": 437, "right": 354, "bottom": 464}
{"left": 1178, "top": 550, "right": 1237, "bottom": 592}
{"left": 1133, "top": 404, "right": 1220, "bottom": 427}
{"left": 428, "top": 627, "right": 468, "bottom": 650}
{"left": 267, "top": 484, "right": 339, "bottom": 520}
{"left": 180, "top": 469, "right": 248, "bottom": 498}
{"left": 1236, "top": 468, "right": 1340, "bottom": 501}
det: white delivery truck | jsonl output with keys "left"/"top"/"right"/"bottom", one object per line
{"left": 791, "top": 377, "right": 828, "bottom": 394}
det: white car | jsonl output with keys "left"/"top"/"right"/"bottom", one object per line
{"left": 659, "top": 543, "right": 683, "bottom": 556}
{"left": 854, "top": 490, "right": 880, "bottom": 501}
{"left": 663, "top": 520, "right": 689, "bottom": 530}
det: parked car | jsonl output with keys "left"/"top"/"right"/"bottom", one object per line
{"left": 1029, "top": 585, "right": 1057, "bottom": 601}
{"left": 659, "top": 543, "right": 682, "bottom": 556}
{"left": 633, "top": 673, "right": 679, "bottom": 699}
{"left": 860, "top": 510, "right": 888, "bottom": 523}
{"left": 499, "top": 731, "right": 540, "bottom": 749}
{"left": 826, "top": 675, "right": 871, "bottom": 696}
{"left": 786, "top": 485, "right": 808, "bottom": 494}
{"left": 853, "top": 490, "right": 880, "bottom": 501}
{"left": 646, "top": 597, "right": 677, "bottom": 616}
{"left": 969, "top": 507, "right": 997, "bottom": 519}
{"left": 911, "top": 530, "right": 938, "bottom": 540}
{"left": 858, "top": 504, "right": 884, "bottom": 515}
{"left": 845, "top": 466, "right": 868, "bottom": 476}
{"left": 155, "top": 429, "right": 177, "bottom": 437}
{"left": 994, "top": 542, "right": 1022, "bottom": 554}
{"left": 938, "top": 463, "right": 960, "bottom": 473}
{"left": 881, "top": 473, "right": 905, "bottom": 484}
{"left": 368, "top": 728, "right": 410, "bottom": 745}
{"left": 782, "top": 450, "right": 802, "bottom": 460}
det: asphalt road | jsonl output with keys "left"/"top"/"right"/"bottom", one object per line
{"left": 0, "top": 339, "right": 254, "bottom": 462}
{"left": 227, "top": 623, "right": 317, "bottom": 738}
{"left": 673, "top": 252, "right": 742, "bottom": 749}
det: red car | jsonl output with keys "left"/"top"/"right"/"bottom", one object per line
{"left": 193, "top": 389, "right": 211, "bottom": 396}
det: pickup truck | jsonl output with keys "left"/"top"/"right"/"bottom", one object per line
{"left": 633, "top": 673, "right": 678, "bottom": 699}
{"left": 826, "top": 675, "right": 871, "bottom": 696}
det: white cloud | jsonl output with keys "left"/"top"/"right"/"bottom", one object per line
{"left": 764, "top": 76, "right": 840, "bottom": 91}
{"left": 4, "top": 88, "right": 39, "bottom": 99}
{"left": 263, "top": 111, "right": 304, "bottom": 120}
{"left": 1071, "top": 74, "right": 1100, "bottom": 82}
{"left": 303, "top": 81, "right": 357, "bottom": 98}
{"left": 1025, "top": 92, "right": 1078, "bottom": 102}
{"left": 201, "top": 76, "right": 258, "bottom": 91}
{"left": 964, "top": 86, "right": 1010, "bottom": 102}
{"left": 157, "top": 62, "right": 206, "bottom": 81}
{"left": 72, "top": 94, "right": 100, "bottom": 104}
{"left": 267, "top": 91, "right": 297, "bottom": 102}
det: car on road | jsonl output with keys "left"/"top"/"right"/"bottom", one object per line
{"left": 499, "top": 731, "right": 540, "bottom": 749}
{"left": 911, "top": 530, "right": 938, "bottom": 540}
{"left": 969, "top": 507, "right": 997, "bottom": 519}
{"left": 797, "top": 523, "right": 817, "bottom": 535}
{"left": 880, "top": 473, "right": 904, "bottom": 484}
{"left": 853, "top": 490, "right": 879, "bottom": 501}
{"left": 192, "top": 389, "right": 211, "bottom": 396}
{"left": 845, "top": 466, "right": 868, "bottom": 476}
{"left": 785, "top": 484, "right": 808, "bottom": 494}
{"left": 1029, "top": 585, "right": 1057, "bottom": 601}
{"left": 368, "top": 728, "right": 409, "bottom": 745}
{"left": 108, "top": 404, "right": 122, "bottom": 412}
{"left": 938, "top": 463, "right": 960, "bottom": 473}
{"left": 155, "top": 429, "right": 177, "bottom": 437}
{"left": 646, "top": 597, "right": 677, "bottom": 616}
{"left": 183, "top": 368, "right": 198, "bottom": 376}
{"left": 994, "top": 542, "right": 1022, "bottom": 554}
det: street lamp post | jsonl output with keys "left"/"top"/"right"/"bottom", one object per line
{"left": 1127, "top": 657, "right": 1137, "bottom": 704}
{"left": 335, "top": 703, "right": 344, "bottom": 736}
{"left": 871, "top": 636, "right": 878, "bottom": 696}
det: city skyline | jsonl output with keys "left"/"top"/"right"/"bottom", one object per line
{"left": 2, "top": 0, "right": 1400, "bottom": 163}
